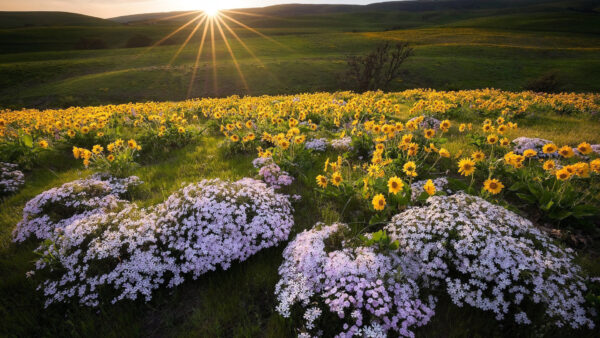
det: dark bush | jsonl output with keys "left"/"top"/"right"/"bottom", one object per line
{"left": 524, "top": 71, "right": 564, "bottom": 93}
{"left": 342, "top": 41, "right": 413, "bottom": 92}
{"left": 74, "top": 37, "right": 108, "bottom": 50}
{"left": 125, "top": 34, "right": 153, "bottom": 48}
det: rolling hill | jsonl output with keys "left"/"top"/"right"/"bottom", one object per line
{"left": 0, "top": 11, "right": 118, "bottom": 29}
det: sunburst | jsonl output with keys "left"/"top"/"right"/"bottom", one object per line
{"left": 139, "top": 5, "right": 287, "bottom": 98}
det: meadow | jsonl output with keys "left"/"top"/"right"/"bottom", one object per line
{"left": 1, "top": 0, "right": 600, "bottom": 109}
{"left": 2, "top": 0, "right": 600, "bottom": 337}
{"left": 1, "top": 89, "right": 600, "bottom": 337}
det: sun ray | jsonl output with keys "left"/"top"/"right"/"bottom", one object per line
{"left": 210, "top": 18, "right": 218, "bottom": 96}
{"left": 187, "top": 17, "right": 211, "bottom": 98}
{"left": 137, "top": 13, "right": 203, "bottom": 58}
{"left": 214, "top": 16, "right": 249, "bottom": 92}
{"left": 219, "top": 12, "right": 289, "bottom": 50}
{"left": 216, "top": 16, "right": 265, "bottom": 68}
{"left": 168, "top": 14, "right": 207, "bottom": 65}
{"left": 149, "top": 10, "right": 200, "bottom": 23}
{"left": 221, "top": 9, "right": 273, "bottom": 19}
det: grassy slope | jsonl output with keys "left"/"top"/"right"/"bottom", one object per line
{"left": 1, "top": 104, "right": 599, "bottom": 337}
{"left": 0, "top": 11, "right": 118, "bottom": 29}
{"left": 0, "top": 1, "right": 599, "bottom": 109}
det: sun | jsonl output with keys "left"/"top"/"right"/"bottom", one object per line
{"left": 201, "top": 4, "right": 221, "bottom": 17}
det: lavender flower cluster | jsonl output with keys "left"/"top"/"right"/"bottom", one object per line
{"left": 12, "top": 174, "right": 141, "bottom": 243}
{"left": 385, "top": 193, "right": 594, "bottom": 329}
{"left": 0, "top": 162, "right": 24, "bottom": 196}
{"left": 275, "top": 223, "right": 436, "bottom": 338}
{"left": 29, "top": 178, "right": 293, "bottom": 307}
{"left": 305, "top": 138, "right": 328, "bottom": 152}
{"left": 330, "top": 137, "right": 353, "bottom": 151}
{"left": 253, "top": 157, "right": 294, "bottom": 189}
{"left": 408, "top": 116, "right": 441, "bottom": 130}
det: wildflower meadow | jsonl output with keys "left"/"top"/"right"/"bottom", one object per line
{"left": 1, "top": 88, "right": 599, "bottom": 336}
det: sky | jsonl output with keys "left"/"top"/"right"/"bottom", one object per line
{"left": 0, "top": 0, "right": 379, "bottom": 18}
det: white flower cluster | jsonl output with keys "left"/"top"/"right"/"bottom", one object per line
{"left": 331, "top": 137, "right": 353, "bottom": 151}
{"left": 12, "top": 174, "right": 141, "bottom": 243}
{"left": 305, "top": 138, "right": 328, "bottom": 152}
{"left": 410, "top": 177, "right": 451, "bottom": 200}
{"left": 30, "top": 178, "right": 293, "bottom": 307}
{"left": 385, "top": 193, "right": 594, "bottom": 329}
{"left": 275, "top": 223, "right": 436, "bottom": 338}
{"left": 408, "top": 116, "right": 441, "bottom": 130}
{"left": 0, "top": 162, "right": 24, "bottom": 196}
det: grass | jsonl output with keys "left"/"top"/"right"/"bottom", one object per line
{"left": 1, "top": 1, "right": 600, "bottom": 108}
{"left": 1, "top": 103, "right": 599, "bottom": 337}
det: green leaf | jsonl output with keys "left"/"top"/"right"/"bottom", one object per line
{"left": 21, "top": 134, "right": 33, "bottom": 148}
{"left": 516, "top": 193, "right": 536, "bottom": 204}
{"left": 572, "top": 205, "right": 599, "bottom": 218}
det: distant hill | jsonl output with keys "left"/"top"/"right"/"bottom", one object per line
{"left": 109, "top": 0, "right": 594, "bottom": 24}
{"left": 0, "top": 11, "right": 118, "bottom": 29}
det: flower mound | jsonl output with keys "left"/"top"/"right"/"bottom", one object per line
{"left": 0, "top": 162, "right": 24, "bottom": 196}
{"left": 32, "top": 178, "right": 293, "bottom": 307}
{"left": 253, "top": 157, "right": 294, "bottom": 189}
{"left": 12, "top": 174, "right": 140, "bottom": 243}
{"left": 385, "top": 193, "right": 594, "bottom": 329}
{"left": 305, "top": 138, "right": 328, "bottom": 152}
{"left": 275, "top": 223, "right": 435, "bottom": 338}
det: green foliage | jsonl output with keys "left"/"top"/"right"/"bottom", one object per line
{"left": 0, "top": 131, "right": 48, "bottom": 170}
{"left": 359, "top": 230, "right": 399, "bottom": 253}
{"left": 508, "top": 172, "right": 599, "bottom": 229}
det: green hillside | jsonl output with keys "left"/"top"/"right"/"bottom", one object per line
{"left": 0, "top": 0, "right": 599, "bottom": 109}
{"left": 0, "top": 11, "right": 118, "bottom": 29}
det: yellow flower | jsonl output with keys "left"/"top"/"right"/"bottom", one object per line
{"left": 486, "top": 134, "right": 498, "bottom": 145}
{"left": 439, "top": 148, "right": 450, "bottom": 158}
{"left": 83, "top": 158, "right": 90, "bottom": 167}
{"left": 483, "top": 178, "right": 504, "bottom": 195}
{"left": 245, "top": 120, "right": 253, "bottom": 129}
{"left": 230, "top": 135, "right": 239, "bottom": 142}
{"left": 92, "top": 144, "right": 103, "bottom": 154}
{"left": 38, "top": 140, "right": 48, "bottom": 149}
{"left": 127, "top": 139, "right": 137, "bottom": 149}
{"left": 440, "top": 120, "right": 451, "bottom": 131}
{"left": 471, "top": 151, "right": 485, "bottom": 162}
{"left": 403, "top": 161, "right": 417, "bottom": 177}
{"left": 458, "top": 158, "right": 476, "bottom": 176}
{"left": 107, "top": 154, "right": 115, "bottom": 162}
{"left": 72, "top": 147, "right": 81, "bottom": 159}
{"left": 424, "top": 129, "right": 435, "bottom": 139}
{"left": 500, "top": 138, "right": 510, "bottom": 147}
{"left": 331, "top": 172, "right": 343, "bottom": 186}
{"left": 590, "top": 159, "right": 600, "bottom": 173}
{"left": 459, "top": 124, "right": 466, "bottom": 132}
{"left": 555, "top": 168, "right": 571, "bottom": 181}
{"left": 97, "top": 132, "right": 104, "bottom": 137}
{"left": 558, "top": 146, "right": 574, "bottom": 158}
{"left": 523, "top": 149, "right": 537, "bottom": 158}
{"left": 542, "top": 143, "right": 557, "bottom": 154}
{"left": 178, "top": 126, "right": 185, "bottom": 133}
{"left": 67, "top": 130, "right": 76, "bottom": 138}
{"left": 279, "top": 139, "right": 290, "bottom": 150}
{"left": 294, "top": 135, "right": 305, "bottom": 144}
{"left": 372, "top": 194, "right": 386, "bottom": 211}
{"left": 424, "top": 179, "right": 436, "bottom": 196}
{"left": 542, "top": 160, "right": 555, "bottom": 171}
{"left": 407, "top": 143, "right": 419, "bottom": 156}
{"left": 81, "top": 126, "right": 90, "bottom": 134}
{"left": 388, "top": 176, "right": 404, "bottom": 195}
{"left": 316, "top": 175, "right": 328, "bottom": 188}
{"left": 577, "top": 142, "right": 592, "bottom": 155}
